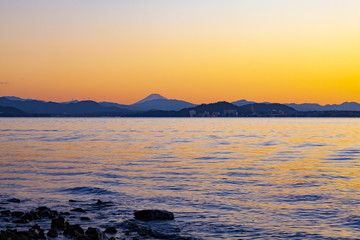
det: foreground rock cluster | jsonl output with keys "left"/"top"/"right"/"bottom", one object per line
{"left": 0, "top": 198, "right": 196, "bottom": 240}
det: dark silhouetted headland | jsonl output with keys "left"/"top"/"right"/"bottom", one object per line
{"left": 1, "top": 95, "right": 360, "bottom": 117}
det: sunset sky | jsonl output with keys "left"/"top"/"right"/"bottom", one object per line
{"left": 0, "top": 0, "right": 359, "bottom": 105}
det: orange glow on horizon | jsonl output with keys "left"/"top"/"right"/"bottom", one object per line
{"left": 0, "top": 1, "right": 359, "bottom": 105}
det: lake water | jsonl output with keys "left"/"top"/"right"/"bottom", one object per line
{"left": 0, "top": 118, "right": 359, "bottom": 239}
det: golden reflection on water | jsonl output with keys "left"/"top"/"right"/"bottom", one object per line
{"left": 0, "top": 118, "right": 360, "bottom": 239}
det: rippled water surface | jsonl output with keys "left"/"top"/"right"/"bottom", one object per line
{"left": 1, "top": 118, "right": 360, "bottom": 239}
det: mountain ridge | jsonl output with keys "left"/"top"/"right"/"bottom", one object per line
{"left": 1, "top": 95, "right": 360, "bottom": 113}
{"left": 134, "top": 94, "right": 167, "bottom": 104}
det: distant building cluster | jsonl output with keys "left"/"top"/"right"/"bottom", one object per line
{"left": 189, "top": 109, "right": 239, "bottom": 117}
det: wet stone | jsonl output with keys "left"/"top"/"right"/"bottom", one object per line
{"left": 51, "top": 216, "right": 68, "bottom": 230}
{"left": 21, "top": 212, "right": 34, "bottom": 221}
{"left": 11, "top": 211, "right": 24, "bottom": 217}
{"left": 71, "top": 207, "right": 86, "bottom": 212}
{"left": 121, "top": 220, "right": 152, "bottom": 237}
{"left": 0, "top": 210, "right": 11, "bottom": 216}
{"left": 47, "top": 228, "right": 58, "bottom": 238}
{"left": 7, "top": 198, "right": 21, "bottom": 203}
{"left": 13, "top": 219, "right": 30, "bottom": 224}
{"left": 64, "top": 224, "right": 84, "bottom": 238}
{"left": 104, "top": 227, "right": 117, "bottom": 234}
{"left": 85, "top": 227, "right": 103, "bottom": 240}
{"left": 0, "top": 229, "right": 29, "bottom": 240}
{"left": 36, "top": 206, "right": 50, "bottom": 212}
{"left": 28, "top": 225, "right": 45, "bottom": 239}
{"left": 36, "top": 206, "right": 58, "bottom": 218}
{"left": 134, "top": 210, "right": 175, "bottom": 221}
{"left": 69, "top": 199, "right": 77, "bottom": 202}
{"left": 31, "top": 224, "right": 42, "bottom": 231}
{"left": 96, "top": 200, "right": 104, "bottom": 205}
{"left": 29, "top": 211, "right": 41, "bottom": 220}
{"left": 80, "top": 216, "right": 91, "bottom": 221}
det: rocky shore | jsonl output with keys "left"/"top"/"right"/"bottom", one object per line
{"left": 0, "top": 198, "right": 197, "bottom": 240}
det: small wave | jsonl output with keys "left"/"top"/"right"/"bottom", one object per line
{"left": 343, "top": 215, "right": 360, "bottom": 228}
{"left": 223, "top": 171, "right": 264, "bottom": 177}
{"left": 326, "top": 157, "right": 355, "bottom": 161}
{"left": 194, "top": 156, "right": 230, "bottom": 160}
{"left": 0, "top": 129, "right": 59, "bottom": 132}
{"left": 288, "top": 181, "right": 321, "bottom": 188}
{"left": 59, "top": 186, "right": 115, "bottom": 195}
{"left": 293, "top": 142, "right": 329, "bottom": 148}
{"left": 338, "top": 149, "right": 360, "bottom": 154}
{"left": 278, "top": 194, "right": 326, "bottom": 202}
{"left": 211, "top": 151, "right": 234, "bottom": 155}
{"left": 256, "top": 141, "right": 283, "bottom": 146}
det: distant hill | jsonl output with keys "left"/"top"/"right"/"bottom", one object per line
{"left": 2, "top": 96, "right": 45, "bottom": 102}
{"left": 286, "top": 102, "right": 360, "bottom": 111}
{"left": 132, "top": 101, "right": 298, "bottom": 117}
{"left": 239, "top": 103, "right": 298, "bottom": 115}
{"left": 0, "top": 105, "right": 26, "bottom": 116}
{"left": 130, "top": 94, "right": 196, "bottom": 111}
{"left": 134, "top": 93, "right": 167, "bottom": 104}
{"left": 98, "top": 101, "right": 134, "bottom": 110}
{"left": 285, "top": 103, "right": 323, "bottom": 111}
{"left": 232, "top": 98, "right": 360, "bottom": 112}
{"left": 1, "top": 96, "right": 359, "bottom": 117}
{"left": 0, "top": 97, "right": 132, "bottom": 115}
{"left": 232, "top": 99, "right": 255, "bottom": 106}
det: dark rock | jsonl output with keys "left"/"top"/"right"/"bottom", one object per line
{"left": 121, "top": 219, "right": 188, "bottom": 239}
{"left": 108, "top": 237, "right": 116, "bottom": 240}
{"left": 121, "top": 220, "right": 152, "bottom": 237}
{"left": 28, "top": 225, "right": 45, "bottom": 239}
{"left": 60, "top": 211, "right": 71, "bottom": 215}
{"left": 29, "top": 211, "right": 41, "bottom": 220}
{"left": 71, "top": 207, "right": 86, "bottom": 212}
{"left": 31, "top": 224, "right": 42, "bottom": 231}
{"left": 51, "top": 216, "right": 68, "bottom": 230}
{"left": 80, "top": 216, "right": 91, "bottom": 221}
{"left": 134, "top": 210, "right": 175, "bottom": 221}
{"left": 47, "top": 229, "right": 58, "bottom": 238}
{"left": 0, "top": 210, "right": 11, "bottom": 216}
{"left": 64, "top": 224, "right": 84, "bottom": 238}
{"left": 0, "top": 229, "right": 28, "bottom": 240}
{"left": 95, "top": 200, "right": 112, "bottom": 206}
{"left": 69, "top": 199, "right": 77, "bottom": 202}
{"left": 0, "top": 226, "right": 45, "bottom": 240}
{"left": 21, "top": 212, "right": 33, "bottom": 221}
{"left": 7, "top": 198, "right": 21, "bottom": 203}
{"left": 11, "top": 211, "right": 24, "bottom": 217}
{"left": 85, "top": 227, "right": 103, "bottom": 240}
{"left": 36, "top": 206, "right": 58, "bottom": 218}
{"left": 104, "top": 227, "right": 117, "bottom": 234}
{"left": 36, "top": 206, "right": 50, "bottom": 212}
{"left": 13, "top": 219, "right": 30, "bottom": 224}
